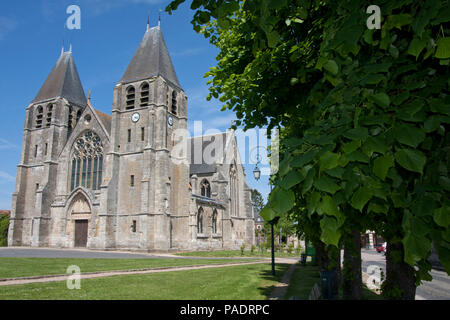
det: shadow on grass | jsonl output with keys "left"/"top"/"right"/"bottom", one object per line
{"left": 257, "top": 263, "right": 291, "bottom": 299}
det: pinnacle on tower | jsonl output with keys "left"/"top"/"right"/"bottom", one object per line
{"left": 119, "top": 23, "right": 181, "bottom": 89}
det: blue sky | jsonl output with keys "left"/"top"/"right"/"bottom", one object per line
{"left": 0, "top": 0, "right": 271, "bottom": 210}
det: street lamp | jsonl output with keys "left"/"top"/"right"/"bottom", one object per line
{"left": 269, "top": 216, "right": 279, "bottom": 276}
{"left": 253, "top": 143, "right": 278, "bottom": 276}
{"left": 253, "top": 165, "right": 261, "bottom": 181}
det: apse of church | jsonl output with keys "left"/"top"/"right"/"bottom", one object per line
{"left": 8, "top": 22, "right": 255, "bottom": 251}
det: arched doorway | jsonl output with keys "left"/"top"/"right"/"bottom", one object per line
{"left": 69, "top": 193, "right": 91, "bottom": 248}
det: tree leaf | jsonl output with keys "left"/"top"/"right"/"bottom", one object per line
{"left": 373, "top": 155, "right": 394, "bottom": 181}
{"left": 372, "top": 92, "right": 390, "bottom": 108}
{"left": 279, "top": 170, "right": 304, "bottom": 189}
{"left": 320, "top": 195, "right": 340, "bottom": 217}
{"left": 408, "top": 37, "right": 428, "bottom": 59}
{"left": 403, "top": 233, "right": 431, "bottom": 267}
{"left": 307, "top": 192, "right": 321, "bottom": 217}
{"left": 362, "top": 136, "right": 389, "bottom": 156}
{"left": 266, "top": 31, "right": 280, "bottom": 48}
{"left": 394, "top": 124, "right": 426, "bottom": 148}
{"left": 314, "top": 176, "right": 341, "bottom": 194}
{"left": 424, "top": 116, "right": 441, "bottom": 133}
{"left": 291, "top": 149, "right": 317, "bottom": 167}
{"left": 350, "top": 187, "right": 373, "bottom": 211}
{"left": 302, "top": 167, "right": 316, "bottom": 195}
{"left": 260, "top": 206, "right": 278, "bottom": 222}
{"left": 320, "top": 216, "right": 341, "bottom": 247}
{"left": 435, "top": 37, "right": 450, "bottom": 59}
{"left": 343, "top": 127, "right": 369, "bottom": 141}
{"left": 323, "top": 60, "right": 339, "bottom": 75}
{"left": 272, "top": 187, "right": 295, "bottom": 214}
{"left": 434, "top": 206, "right": 450, "bottom": 228}
{"left": 395, "top": 149, "right": 427, "bottom": 174}
{"left": 319, "top": 151, "right": 340, "bottom": 171}
{"left": 342, "top": 140, "right": 361, "bottom": 154}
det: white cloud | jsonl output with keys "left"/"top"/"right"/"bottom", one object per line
{"left": 0, "top": 16, "right": 18, "bottom": 40}
{"left": 0, "top": 171, "right": 16, "bottom": 183}
{"left": 0, "top": 138, "right": 19, "bottom": 151}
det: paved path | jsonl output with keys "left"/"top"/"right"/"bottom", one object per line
{"left": 268, "top": 261, "right": 299, "bottom": 300}
{"left": 0, "top": 247, "right": 259, "bottom": 260}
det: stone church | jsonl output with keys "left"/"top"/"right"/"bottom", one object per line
{"left": 8, "top": 22, "right": 255, "bottom": 251}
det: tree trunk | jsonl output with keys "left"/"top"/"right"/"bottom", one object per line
{"left": 383, "top": 240, "right": 417, "bottom": 300}
{"left": 313, "top": 240, "right": 329, "bottom": 270}
{"left": 343, "top": 231, "right": 362, "bottom": 300}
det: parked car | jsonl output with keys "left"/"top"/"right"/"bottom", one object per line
{"left": 376, "top": 243, "right": 386, "bottom": 253}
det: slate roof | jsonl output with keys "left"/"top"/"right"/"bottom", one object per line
{"left": 94, "top": 109, "right": 112, "bottom": 134}
{"left": 32, "top": 51, "right": 87, "bottom": 107}
{"left": 188, "top": 132, "right": 229, "bottom": 175}
{"left": 119, "top": 25, "right": 181, "bottom": 89}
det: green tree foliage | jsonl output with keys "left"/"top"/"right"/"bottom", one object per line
{"left": 0, "top": 214, "right": 10, "bottom": 247}
{"left": 251, "top": 189, "right": 264, "bottom": 216}
{"left": 167, "top": 0, "right": 450, "bottom": 298}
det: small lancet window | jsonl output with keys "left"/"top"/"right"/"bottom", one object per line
{"left": 212, "top": 210, "right": 218, "bottom": 234}
{"left": 46, "top": 104, "right": 53, "bottom": 127}
{"left": 126, "top": 86, "right": 135, "bottom": 110}
{"left": 197, "top": 208, "right": 204, "bottom": 234}
{"left": 200, "top": 179, "right": 211, "bottom": 198}
{"left": 171, "top": 91, "right": 177, "bottom": 115}
{"left": 35, "top": 106, "right": 43, "bottom": 128}
{"left": 68, "top": 106, "right": 73, "bottom": 133}
{"left": 140, "top": 83, "right": 149, "bottom": 107}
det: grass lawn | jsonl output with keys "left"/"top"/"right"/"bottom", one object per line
{"left": 0, "top": 263, "right": 290, "bottom": 300}
{"left": 284, "top": 263, "right": 384, "bottom": 300}
{"left": 176, "top": 250, "right": 301, "bottom": 258}
{"left": 0, "top": 257, "right": 259, "bottom": 279}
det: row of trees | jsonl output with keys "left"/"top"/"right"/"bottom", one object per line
{"left": 167, "top": 0, "right": 450, "bottom": 299}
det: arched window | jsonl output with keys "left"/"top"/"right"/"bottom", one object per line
{"left": 212, "top": 209, "right": 218, "bottom": 234}
{"left": 46, "top": 104, "right": 53, "bottom": 127}
{"left": 68, "top": 106, "right": 73, "bottom": 132}
{"left": 201, "top": 179, "right": 211, "bottom": 198}
{"left": 140, "top": 83, "right": 149, "bottom": 107}
{"left": 171, "top": 91, "right": 177, "bottom": 115}
{"left": 197, "top": 207, "right": 204, "bottom": 234}
{"left": 70, "top": 131, "right": 103, "bottom": 191}
{"left": 35, "top": 106, "right": 43, "bottom": 128}
{"left": 126, "top": 86, "right": 135, "bottom": 110}
{"left": 230, "top": 164, "right": 239, "bottom": 217}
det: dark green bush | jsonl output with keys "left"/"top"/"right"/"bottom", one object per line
{"left": 0, "top": 214, "right": 9, "bottom": 247}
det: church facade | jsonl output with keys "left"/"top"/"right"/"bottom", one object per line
{"left": 8, "top": 23, "right": 255, "bottom": 251}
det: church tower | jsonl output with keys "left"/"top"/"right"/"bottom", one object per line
{"left": 8, "top": 48, "right": 87, "bottom": 246}
{"left": 103, "top": 21, "right": 190, "bottom": 250}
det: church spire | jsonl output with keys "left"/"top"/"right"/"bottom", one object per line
{"left": 119, "top": 23, "right": 181, "bottom": 89}
{"left": 32, "top": 51, "right": 87, "bottom": 106}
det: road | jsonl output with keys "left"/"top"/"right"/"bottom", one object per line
{"left": 361, "top": 249, "right": 450, "bottom": 300}
{"left": 0, "top": 247, "right": 260, "bottom": 260}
